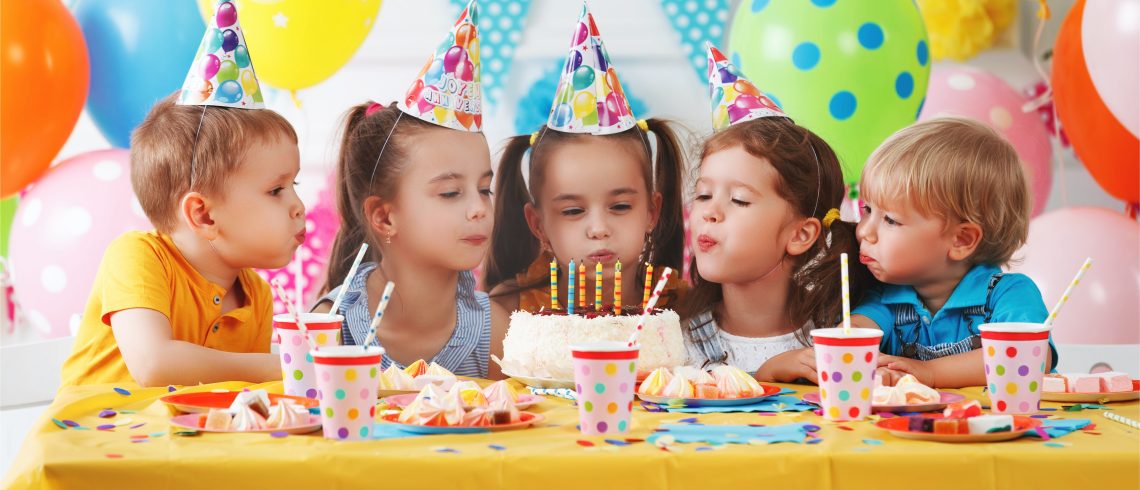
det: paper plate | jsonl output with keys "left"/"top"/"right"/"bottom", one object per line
{"left": 1041, "top": 380, "right": 1140, "bottom": 403}
{"left": 382, "top": 393, "right": 543, "bottom": 410}
{"left": 502, "top": 371, "right": 575, "bottom": 390}
{"left": 377, "top": 411, "right": 545, "bottom": 434}
{"left": 169, "top": 413, "right": 322, "bottom": 434}
{"left": 801, "top": 391, "right": 966, "bottom": 413}
{"left": 161, "top": 391, "right": 318, "bottom": 414}
{"left": 635, "top": 384, "right": 782, "bottom": 407}
{"left": 875, "top": 415, "right": 1041, "bottom": 443}
{"left": 376, "top": 389, "right": 420, "bottom": 398}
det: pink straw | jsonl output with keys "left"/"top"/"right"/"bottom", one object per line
{"left": 271, "top": 278, "right": 318, "bottom": 351}
{"left": 626, "top": 267, "right": 673, "bottom": 347}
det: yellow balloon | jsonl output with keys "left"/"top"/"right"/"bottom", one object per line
{"left": 722, "top": 85, "right": 737, "bottom": 100}
{"left": 198, "top": 0, "right": 382, "bottom": 93}
{"left": 468, "top": 38, "right": 481, "bottom": 66}
{"left": 240, "top": 69, "right": 258, "bottom": 94}
{"left": 572, "top": 92, "right": 596, "bottom": 117}
{"left": 433, "top": 106, "right": 451, "bottom": 125}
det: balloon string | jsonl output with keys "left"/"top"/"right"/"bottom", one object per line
{"left": 290, "top": 90, "right": 302, "bottom": 108}
{"left": 1022, "top": 0, "right": 1068, "bottom": 209}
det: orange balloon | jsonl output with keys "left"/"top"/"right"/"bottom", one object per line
{"left": 734, "top": 80, "right": 760, "bottom": 98}
{"left": 455, "top": 23, "right": 476, "bottom": 49}
{"left": 1, "top": 0, "right": 88, "bottom": 199}
{"left": 1053, "top": 0, "right": 1140, "bottom": 203}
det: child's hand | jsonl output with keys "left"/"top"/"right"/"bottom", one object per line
{"left": 756, "top": 347, "right": 817, "bottom": 383}
{"left": 874, "top": 366, "right": 907, "bottom": 387}
{"left": 877, "top": 355, "right": 935, "bottom": 387}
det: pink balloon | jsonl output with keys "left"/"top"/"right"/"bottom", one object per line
{"left": 443, "top": 46, "right": 466, "bottom": 74}
{"left": 1081, "top": 0, "right": 1139, "bottom": 138}
{"left": 416, "top": 86, "right": 437, "bottom": 114}
{"left": 257, "top": 172, "right": 339, "bottom": 314}
{"left": 215, "top": 1, "right": 237, "bottom": 28}
{"left": 573, "top": 22, "right": 588, "bottom": 45}
{"left": 1010, "top": 207, "right": 1140, "bottom": 344}
{"left": 8, "top": 150, "right": 152, "bottom": 339}
{"left": 200, "top": 54, "right": 220, "bottom": 81}
{"left": 919, "top": 64, "right": 1053, "bottom": 216}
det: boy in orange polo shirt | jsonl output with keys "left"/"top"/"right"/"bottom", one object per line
{"left": 60, "top": 11, "right": 302, "bottom": 387}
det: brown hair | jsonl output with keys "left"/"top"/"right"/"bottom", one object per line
{"left": 130, "top": 92, "right": 298, "bottom": 232}
{"left": 678, "top": 117, "right": 875, "bottom": 345}
{"left": 321, "top": 102, "right": 440, "bottom": 293}
{"left": 484, "top": 119, "right": 689, "bottom": 294}
{"left": 862, "top": 117, "right": 1030, "bottom": 266}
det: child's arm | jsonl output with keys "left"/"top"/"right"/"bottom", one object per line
{"left": 881, "top": 342, "right": 1056, "bottom": 389}
{"left": 755, "top": 348, "right": 817, "bottom": 383}
{"left": 486, "top": 302, "right": 510, "bottom": 380}
{"left": 111, "top": 308, "right": 280, "bottom": 387}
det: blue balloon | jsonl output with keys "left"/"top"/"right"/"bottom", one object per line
{"left": 426, "top": 58, "right": 444, "bottom": 85}
{"left": 552, "top": 104, "right": 573, "bottom": 127}
{"left": 221, "top": 29, "right": 238, "bottom": 52}
{"left": 234, "top": 45, "right": 251, "bottom": 68}
{"left": 74, "top": 0, "right": 206, "bottom": 148}
{"left": 206, "top": 29, "right": 223, "bottom": 53}
{"left": 216, "top": 80, "right": 244, "bottom": 103}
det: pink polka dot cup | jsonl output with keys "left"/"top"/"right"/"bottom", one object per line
{"left": 571, "top": 341, "right": 639, "bottom": 436}
{"left": 980, "top": 323, "right": 1051, "bottom": 415}
{"left": 311, "top": 345, "right": 384, "bottom": 441}
{"left": 274, "top": 313, "right": 342, "bottom": 398}
{"left": 811, "top": 328, "right": 883, "bottom": 422}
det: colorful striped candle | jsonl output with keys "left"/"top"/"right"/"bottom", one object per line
{"left": 642, "top": 263, "right": 653, "bottom": 308}
{"left": 568, "top": 259, "right": 576, "bottom": 315}
{"left": 594, "top": 262, "right": 603, "bottom": 311}
{"left": 550, "top": 259, "right": 559, "bottom": 310}
{"left": 578, "top": 261, "right": 586, "bottom": 309}
{"left": 614, "top": 260, "right": 622, "bottom": 314}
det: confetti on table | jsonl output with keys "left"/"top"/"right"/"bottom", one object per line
{"left": 804, "top": 424, "right": 821, "bottom": 432}
{"left": 1044, "top": 442, "right": 1069, "bottom": 448}
{"left": 695, "top": 446, "right": 714, "bottom": 452}
{"left": 433, "top": 447, "right": 460, "bottom": 454}
{"left": 576, "top": 440, "right": 595, "bottom": 447}
{"left": 604, "top": 439, "right": 631, "bottom": 446}
{"left": 173, "top": 430, "right": 198, "bottom": 437}
{"left": 167, "top": 386, "right": 177, "bottom": 392}
{"left": 624, "top": 438, "right": 644, "bottom": 443}
{"left": 52, "top": 419, "right": 69, "bottom": 430}
{"left": 806, "top": 438, "right": 824, "bottom": 444}
{"left": 119, "top": 410, "right": 136, "bottom": 415}
{"left": 149, "top": 432, "right": 166, "bottom": 438}
{"left": 96, "top": 424, "right": 115, "bottom": 431}
{"left": 270, "top": 431, "right": 289, "bottom": 438}
{"left": 62, "top": 420, "right": 79, "bottom": 428}
{"left": 129, "top": 423, "right": 146, "bottom": 430}
{"left": 98, "top": 410, "right": 116, "bottom": 418}
{"left": 678, "top": 418, "right": 699, "bottom": 424}
{"left": 113, "top": 387, "right": 131, "bottom": 396}
{"left": 837, "top": 426, "right": 854, "bottom": 431}
{"left": 105, "top": 454, "right": 123, "bottom": 459}
{"left": 488, "top": 444, "right": 506, "bottom": 451}
{"left": 862, "top": 438, "right": 884, "bottom": 446}
{"left": 1040, "top": 407, "right": 1057, "bottom": 412}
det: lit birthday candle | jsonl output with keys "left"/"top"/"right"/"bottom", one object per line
{"left": 550, "top": 258, "right": 559, "bottom": 310}
{"left": 614, "top": 260, "right": 622, "bottom": 314}
{"left": 568, "top": 259, "right": 576, "bottom": 315}
{"left": 595, "top": 262, "right": 603, "bottom": 311}
{"left": 578, "top": 260, "right": 586, "bottom": 309}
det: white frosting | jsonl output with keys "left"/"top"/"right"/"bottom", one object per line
{"left": 502, "top": 309, "right": 686, "bottom": 380}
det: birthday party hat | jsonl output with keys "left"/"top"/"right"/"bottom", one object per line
{"left": 178, "top": 0, "right": 264, "bottom": 109}
{"left": 707, "top": 43, "right": 788, "bottom": 130}
{"left": 546, "top": 3, "right": 637, "bottom": 135}
{"left": 398, "top": 0, "right": 483, "bottom": 132}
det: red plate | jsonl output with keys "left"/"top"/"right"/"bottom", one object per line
{"left": 636, "top": 383, "right": 782, "bottom": 407}
{"left": 378, "top": 411, "right": 545, "bottom": 434}
{"left": 876, "top": 415, "right": 1041, "bottom": 443}
{"left": 170, "top": 413, "right": 322, "bottom": 434}
{"left": 802, "top": 391, "right": 966, "bottom": 413}
{"left": 161, "top": 391, "right": 318, "bottom": 414}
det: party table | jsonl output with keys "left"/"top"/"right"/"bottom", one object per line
{"left": 6, "top": 381, "right": 1138, "bottom": 490}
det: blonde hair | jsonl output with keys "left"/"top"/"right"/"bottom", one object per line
{"left": 130, "top": 92, "right": 298, "bottom": 232}
{"left": 861, "top": 117, "right": 1030, "bottom": 266}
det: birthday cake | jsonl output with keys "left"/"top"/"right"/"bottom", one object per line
{"left": 500, "top": 307, "right": 686, "bottom": 381}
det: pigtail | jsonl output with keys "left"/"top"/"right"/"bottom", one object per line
{"left": 323, "top": 103, "right": 374, "bottom": 294}
{"left": 485, "top": 134, "right": 543, "bottom": 290}
{"left": 643, "top": 118, "right": 687, "bottom": 272}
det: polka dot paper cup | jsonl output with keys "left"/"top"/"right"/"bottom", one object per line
{"left": 311, "top": 345, "right": 384, "bottom": 441}
{"left": 980, "top": 323, "right": 1051, "bottom": 415}
{"left": 274, "top": 313, "right": 343, "bottom": 398}
{"left": 811, "top": 328, "right": 883, "bottom": 422}
{"left": 571, "top": 341, "right": 639, "bottom": 436}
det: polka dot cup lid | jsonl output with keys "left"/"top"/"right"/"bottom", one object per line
{"left": 978, "top": 322, "right": 1051, "bottom": 334}
{"left": 273, "top": 313, "right": 344, "bottom": 330}
{"left": 810, "top": 327, "right": 883, "bottom": 346}
{"left": 707, "top": 43, "right": 788, "bottom": 131}
{"left": 310, "top": 345, "right": 385, "bottom": 363}
{"left": 177, "top": 0, "right": 264, "bottom": 109}
{"left": 570, "top": 341, "right": 639, "bottom": 359}
{"left": 545, "top": 3, "right": 637, "bottom": 136}
{"left": 397, "top": 0, "right": 483, "bottom": 132}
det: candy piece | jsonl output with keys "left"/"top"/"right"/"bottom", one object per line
{"left": 382, "top": 365, "right": 417, "bottom": 390}
{"left": 266, "top": 400, "right": 307, "bottom": 428}
{"left": 967, "top": 414, "right": 1013, "bottom": 435}
{"left": 907, "top": 417, "right": 935, "bottom": 433}
{"left": 426, "top": 362, "right": 455, "bottom": 377}
{"left": 638, "top": 367, "right": 672, "bottom": 396}
{"left": 943, "top": 399, "right": 982, "bottom": 418}
{"left": 660, "top": 374, "right": 695, "bottom": 398}
{"left": 482, "top": 380, "right": 519, "bottom": 405}
{"left": 229, "top": 389, "right": 271, "bottom": 418}
{"left": 1042, "top": 374, "right": 1069, "bottom": 393}
{"left": 453, "top": 380, "right": 489, "bottom": 407}
{"left": 933, "top": 419, "right": 959, "bottom": 434}
{"left": 404, "top": 359, "right": 428, "bottom": 377}
{"left": 1094, "top": 372, "right": 1132, "bottom": 393}
{"left": 204, "top": 409, "right": 231, "bottom": 431}
{"left": 711, "top": 365, "right": 762, "bottom": 398}
{"left": 1063, "top": 374, "right": 1101, "bottom": 393}
{"left": 694, "top": 384, "right": 720, "bottom": 399}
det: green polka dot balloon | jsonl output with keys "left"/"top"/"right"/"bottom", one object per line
{"left": 729, "top": 0, "right": 929, "bottom": 184}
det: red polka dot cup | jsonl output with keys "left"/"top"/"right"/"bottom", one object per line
{"left": 980, "top": 323, "right": 1051, "bottom": 415}
{"left": 570, "top": 341, "right": 639, "bottom": 436}
{"left": 274, "top": 313, "right": 343, "bottom": 398}
{"left": 311, "top": 346, "right": 384, "bottom": 440}
{"left": 811, "top": 328, "right": 883, "bottom": 422}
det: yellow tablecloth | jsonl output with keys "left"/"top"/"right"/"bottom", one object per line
{"left": 6, "top": 381, "right": 1139, "bottom": 490}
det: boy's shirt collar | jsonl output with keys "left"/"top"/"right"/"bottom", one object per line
{"left": 879, "top": 263, "right": 1002, "bottom": 311}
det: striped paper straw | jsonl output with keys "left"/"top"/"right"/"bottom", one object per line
{"left": 1044, "top": 257, "right": 1093, "bottom": 328}
{"left": 329, "top": 243, "right": 369, "bottom": 316}
{"left": 1105, "top": 411, "right": 1140, "bottom": 430}
{"left": 362, "top": 281, "right": 396, "bottom": 348}
{"left": 627, "top": 267, "right": 673, "bottom": 347}
{"left": 841, "top": 253, "right": 851, "bottom": 334}
{"left": 271, "top": 279, "right": 317, "bottom": 351}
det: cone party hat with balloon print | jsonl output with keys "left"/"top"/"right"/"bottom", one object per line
{"left": 398, "top": 0, "right": 483, "bottom": 132}
{"left": 707, "top": 43, "right": 788, "bottom": 130}
{"left": 546, "top": 3, "right": 637, "bottom": 135}
{"left": 178, "top": 0, "right": 265, "bottom": 109}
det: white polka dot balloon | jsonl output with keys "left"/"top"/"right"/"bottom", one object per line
{"left": 919, "top": 64, "right": 1053, "bottom": 217}
{"left": 8, "top": 149, "right": 152, "bottom": 340}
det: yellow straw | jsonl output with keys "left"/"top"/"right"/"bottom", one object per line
{"left": 841, "top": 253, "right": 851, "bottom": 334}
{"left": 1045, "top": 257, "right": 1093, "bottom": 328}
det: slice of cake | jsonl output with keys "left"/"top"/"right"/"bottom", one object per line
{"left": 1042, "top": 373, "right": 1069, "bottom": 393}
{"left": 1094, "top": 372, "right": 1133, "bottom": 392}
